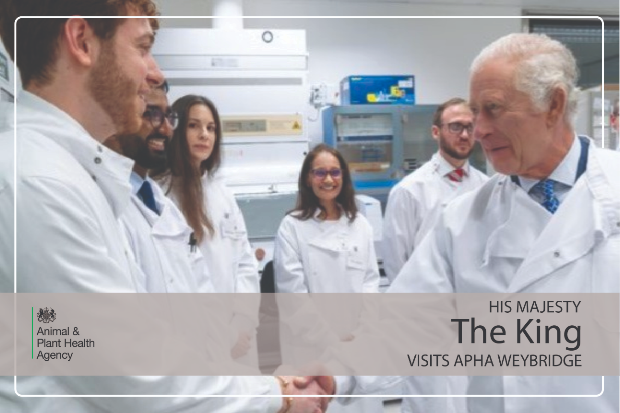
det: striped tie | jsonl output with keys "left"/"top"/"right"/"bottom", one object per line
{"left": 446, "top": 168, "right": 465, "bottom": 182}
{"left": 531, "top": 179, "right": 559, "bottom": 214}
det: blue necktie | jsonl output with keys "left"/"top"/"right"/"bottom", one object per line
{"left": 138, "top": 181, "right": 159, "bottom": 214}
{"left": 531, "top": 179, "right": 559, "bottom": 214}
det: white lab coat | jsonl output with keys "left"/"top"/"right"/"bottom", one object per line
{"left": 275, "top": 210, "right": 379, "bottom": 294}
{"left": 120, "top": 174, "right": 214, "bottom": 294}
{"left": 163, "top": 173, "right": 260, "bottom": 365}
{"left": 274, "top": 210, "right": 382, "bottom": 413}
{"left": 389, "top": 143, "right": 620, "bottom": 413}
{"left": 2, "top": 91, "right": 284, "bottom": 413}
{"left": 199, "top": 173, "right": 259, "bottom": 294}
{"left": 120, "top": 175, "right": 242, "bottom": 362}
{"left": 383, "top": 152, "right": 488, "bottom": 282}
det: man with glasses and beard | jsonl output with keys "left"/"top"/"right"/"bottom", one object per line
{"left": 105, "top": 80, "right": 217, "bottom": 295}
{"left": 381, "top": 98, "right": 487, "bottom": 413}
{"left": 383, "top": 98, "right": 488, "bottom": 283}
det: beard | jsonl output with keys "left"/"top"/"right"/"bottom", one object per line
{"left": 116, "top": 132, "right": 168, "bottom": 171}
{"left": 439, "top": 135, "right": 474, "bottom": 161}
{"left": 87, "top": 40, "right": 141, "bottom": 136}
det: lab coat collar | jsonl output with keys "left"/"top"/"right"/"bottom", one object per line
{"left": 495, "top": 147, "right": 620, "bottom": 292}
{"left": 17, "top": 91, "right": 134, "bottom": 218}
{"left": 310, "top": 204, "right": 347, "bottom": 222}
{"left": 148, "top": 178, "right": 189, "bottom": 237}
{"left": 481, "top": 176, "right": 550, "bottom": 265}
{"left": 307, "top": 206, "right": 350, "bottom": 251}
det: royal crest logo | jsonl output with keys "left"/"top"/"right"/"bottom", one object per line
{"left": 37, "top": 307, "right": 56, "bottom": 323}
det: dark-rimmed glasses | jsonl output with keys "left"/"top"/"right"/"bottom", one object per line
{"left": 311, "top": 168, "right": 342, "bottom": 179}
{"left": 442, "top": 122, "right": 473, "bottom": 135}
{"left": 143, "top": 106, "right": 178, "bottom": 129}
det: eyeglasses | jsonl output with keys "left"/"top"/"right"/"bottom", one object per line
{"left": 443, "top": 122, "right": 474, "bottom": 135}
{"left": 311, "top": 168, "right": 342, "bottom": 179}
{"left": 143, "top": 106, "right": 178, "bottom": 129}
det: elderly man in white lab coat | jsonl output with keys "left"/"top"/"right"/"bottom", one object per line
{"left": 390, "top": 33, "right": 620, "bottom": 412}
{"left": 383, "top": 97, "right": 488, "bottom": 282}
{"left": 0, "top": 2, "right": 330, "bottom": 412}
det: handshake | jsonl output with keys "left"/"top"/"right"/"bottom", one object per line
{"left": 276, "top": 375, "right": 336, "bottom": 413}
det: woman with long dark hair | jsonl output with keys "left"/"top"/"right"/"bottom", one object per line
{"left": 274, "top": 143, "right": 379, "bottom": 294}
{"left": 273, "top": 144, "right": 381, "bottom": 413}
{"left": 153, "top": 94, "right": 259, "bottom": 363}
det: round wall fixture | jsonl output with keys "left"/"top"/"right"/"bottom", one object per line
{"left": 262, "top": 30, "right": 273, "bottom": 43}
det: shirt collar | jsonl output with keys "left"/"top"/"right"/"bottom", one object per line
{"left": 434, "top": 152, "right": 470, "bottom": 177}
{"left": 130, "top": 171, "right": 145, "bottom": 196}
{"left": 518, "top": 135, "right": 580, "bottom": 193}
{"left": 18, "top": 91, "right": 134, "bottom": 218}
{"left": 130, "top": 171, "right": 166, "bottom": 214}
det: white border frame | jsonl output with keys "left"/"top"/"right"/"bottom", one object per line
{"left": 12, "top": 14, "right": 606, "bottom": 399}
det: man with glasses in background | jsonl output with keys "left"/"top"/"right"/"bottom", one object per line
{"left": 382, "top": 98, "right": 487, "bottom": 413}
{"left": 383, "top": 97, "right": 488, "bottom": 283}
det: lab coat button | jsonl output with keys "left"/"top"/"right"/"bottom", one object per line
{"left": 94, "top": 157, "right": 102, "bottom": 164}
{"left": 91, "top": 175, "right": 97, "bottom": 182}
{"left": 97, "top": 145, "right": 103, "bottom": 153}
{"left": 616, "top": 222, "right": 620, "bottom": 228}
{"left": 553, "top": 251, "right": 560, "bottom": 258}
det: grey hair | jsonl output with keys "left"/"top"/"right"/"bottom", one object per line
{"left": 470, "top": 33, "right": 580, "bottom": 126}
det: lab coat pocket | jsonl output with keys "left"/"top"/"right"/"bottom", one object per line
{"left": 220, "top": 213, "right": 245, "bottom": 240}
{"left": 306, "top": 244, "right": 341, "bottom": 291}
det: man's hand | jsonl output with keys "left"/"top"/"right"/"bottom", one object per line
{"left": 294, "top": 376, "right": 335, "bottom": 398}
{"left": 277, "top": 376, "right": 333, "bottom": 413}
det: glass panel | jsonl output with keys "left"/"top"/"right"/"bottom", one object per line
{"left": 529, "top": 19, "right": 619, "bottom": 88}
{"left": 236, "top": 192, "right": 297, "bottom": 239}
{"left": 336, "top": 113, "right": 393, "bottom": 173}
